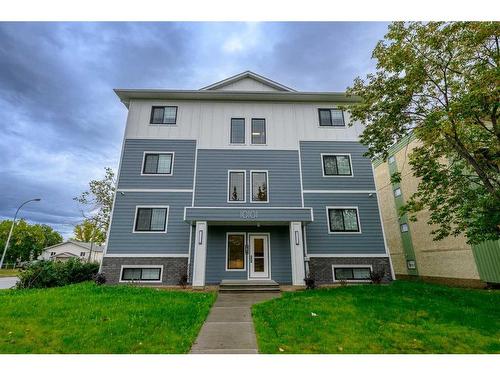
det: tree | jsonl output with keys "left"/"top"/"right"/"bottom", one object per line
{"left": 72, "top": 219, "right": 106, "bottom": 245}
{"left": 74, "top": 167, "right": 116, "bottom": 242}
{"left": 346, "top": 22, "right": 500, "bottom": 244}
{"left": 0, "top": 220, "right": 63, "bottom": 263}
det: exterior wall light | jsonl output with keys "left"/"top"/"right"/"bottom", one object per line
{"left": 294, "top": 230, "right": 300, "bottom": 245}
{"left": 198, "top": 230, "right": 203, "bottom": 245}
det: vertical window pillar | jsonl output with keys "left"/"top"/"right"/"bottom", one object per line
{"left": 192, "top": 221, "right": 208, "bottom": 287}
{"left": 289, "top": 221, "right": 306, "bottom": 286}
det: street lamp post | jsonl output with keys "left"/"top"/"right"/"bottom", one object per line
{"left": 0, "top": 198, "right": 41, "bottom": 269}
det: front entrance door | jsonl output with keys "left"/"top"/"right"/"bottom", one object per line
{"left": 249, "top": 234, "right": 270, "bottom": 279}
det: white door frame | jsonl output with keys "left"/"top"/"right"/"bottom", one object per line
{"left": 248, "top": 233, "right": 271, "bottom": 279}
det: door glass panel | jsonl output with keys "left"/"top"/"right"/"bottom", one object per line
{"left": 254, "top": 257, "right": 264, "bottom": 272}
{"left": 254, "top": 238, "right": 264, "bottom": 257}
{"left": 227, "top": 234, "right": 245, "bottom": 270}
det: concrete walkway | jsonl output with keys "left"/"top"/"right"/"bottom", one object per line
{"left": 190, "top": 292, "right": 280, "bottom": 354}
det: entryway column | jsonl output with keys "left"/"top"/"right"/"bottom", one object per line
{"left": 289, "top": 221, "right": 306, "bottom": 286}
{"left": 192, "top": 221, "right": 208, "bottom": 287}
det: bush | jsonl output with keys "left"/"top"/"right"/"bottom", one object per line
{"left": 370, "top": 269, "right": 386, "bottom": 284}
{"left": 16, "top": 258, "right": 99, "bottom": 289}
{"left": 93, "top": 272, "right": 107, "bottom": 285}
{"left": 304, "top": 276, "right": 316, "bottom": 290}
{"left": 178, "top": 274, "right": 188, "bottom": 288}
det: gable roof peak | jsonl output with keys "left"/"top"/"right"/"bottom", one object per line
{"left": 200, "top": 71, "right": 296, "bottom": 92}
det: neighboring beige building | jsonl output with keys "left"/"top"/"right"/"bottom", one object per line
{"left": 39, "top": 240, "right": 104, "bottom": 264}
{"left": 373, "top": 135, "right": 485, "bottom": 287}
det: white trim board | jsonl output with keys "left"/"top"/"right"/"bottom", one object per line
{"left": 105, "top": 253, "right": 189, "bottom": 258}
{"left": 308, "top": 254, "right": 389, "bottom": 258}
{"left": 303, "top": 190, "right": 376, "bottom": 194}
{"left": 118, "top": 189, "right": 193, "bottom": 193}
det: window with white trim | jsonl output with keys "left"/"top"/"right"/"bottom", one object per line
{"left": 394, "top": 187, "right": 402, "bottom": 197}
{"left": 251, "top": 171, "right": 268, "bottom": 202}
{"left": 142, "top": 153, "right": 173, "bottom": 175}
{"left": 328, "top": 208, "right": 360, "bottom": 233}
{"left": 230, "top": 118, "right": 245, "bottom": 144}
{"left": 334, "top": 267, "right": 371, "bottom": 281}
{"left": 322, "top": 154, "right": 352, "bottom": 176}
{"left": 50, "top": 252, "right": 56, "bottom": 256}
{"left": 227, "top": 234, "right": 245, "bottom": 270}
{"left": 150, "top": 106, "right": 177, "bottom": 124}
{"left": 251, "top": 118, "right": 266, "bottom": 144}
{"left": 121, "top": 267, "right": 162, "bottom": 281}
{"left": 228, "top": 171, "right": 245, "bottom": 202}
{"left": 318, "top": 108, "right": 345, "bottom": 126}
{"left": 135, "top": 207, "right": 168, "bottom": 232}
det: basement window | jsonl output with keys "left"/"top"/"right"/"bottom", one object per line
{"left": 333, "top": 266, "right": 372, "bottom": 281}
{"left": 121, "top": 267, "right": 162, "bottom": 282}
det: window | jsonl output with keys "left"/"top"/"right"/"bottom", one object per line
{"left": 388, "top": 155, "right": 395, "bottom": 164}
{"left": 150, "top": 106, "right": 177, "bottom": 124}
{"left": 142, "top": 153, "right": 173, "bottom": 175}
{"left": 228, "top": 171, "right": 246, "bottom": 202}
{"left": 121, "top": 267, "right": 162, "bottom": 281}
{"left": 80, "top": 252, "right": 86, "bottom": 257}
{"left": 251, "top": 118, "right": 266, "bottom": 144}
{"left": 251, "top": 171, "right": 268, "bottom": 203}
{"left": 322, "top": 154, "right": 352, "bottom": 176}
{"left": 318, "top": 108, "right": 345, "bottom": 126}
{"left": 134, "top": 207, "right": 168, "bottom": 232}
{"left": 226, "top": 234, "right": 246, "bottom": 270}
{"left": 230, "top": 118, "right": 245, "bottom": 144}
{"left": 407, "top": 260, "right": 416, "bottom": 270}
{"left": 50, "top": 252, "right": 56, "bottom": 256}
{"left": 333, "top": 267, "right": 371, "bottom": 281}
{"left": 400, "top": 223, "right": 409, "bottom": 233}
{"left": 394, "top": 187, "right": 402, "bottom": 197}
{"left": 327, "top": 208, "right": 360, "bottom": 233}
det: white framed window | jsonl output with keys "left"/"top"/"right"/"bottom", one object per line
{"left": 80, "top": 252, "right": 86, "bottom": 257}
{"left": 150, "top": 106, "right": 177, "bottom": 125}
{"left": 394, "top": 187, "right": 402, "bottom": 197}
{"left": 50, "top": 252, "right": 56, "bottom": 256}
{"left": 250, "top": 170, "right": 269, "bottom": 203}
{"left": 120, "top": 265, "right": 163, "bottom": 282}
{"left": 407, "top": 260, "right": 416, "bottom": 270}
{"left": 227, "top": 170, "right": 246, "bottom": 203}
{"left": 226, "top": 232, "right": 246, "bottom": 271}
{"left": 141, "top": 152, "right": 174, "bottom": 175}
{"left": 318, "top": 108, "right": 345, "bottom": 126}
{"left": 133, "top": 206, "right": 169, "bottom": 233}
{"left": 332, "top": 265, "right": 372, "bottom": 282}
{"left": 230, "top": 118, "right": 245, "bottom": 144}
{"left": 388, "top": 155, "right": 396, "bottom": 164}
{"left": 251, "top": 118, "right": 266, "bottom": 145}
{"left": 400, "top": 223, "right": 409, "bottom": 233}
{"left": 326, "top": 206, "right": 361, "bottom": 234}
{"left": 321, "top": 154, "right": 353, "bottom": 176}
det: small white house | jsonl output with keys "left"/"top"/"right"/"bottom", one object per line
{"left": 39, "top": 240, "right": 104, "bottom": 264}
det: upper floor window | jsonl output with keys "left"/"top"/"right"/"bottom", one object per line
{"left": 327, "top": 207, "right": 360, "bottom": 233}
{"left": 142, "top": 153, "right": 173, "bottom": 175}
{"left": 322, "top": 154, "right": 352, "bottom": 176}
{"left": 228, "top": 171, "right": 246, "bottom": 203}
{"left": 150, "top": 106, "right": 177, "bottom": 125}
{"left": 134, "top": 207, "right": 168, "bottom": 232}
{"left": 318, "top": 108, "right": 345, "bottom": 126}
{"left": 251, "top": 119, "right": 266, "bottom": 144}
{"left": 80, "top": 252, "right": 86, "bottom": 257}
{"left": 251, "top": 171, "right": 268, "bottom": 203}
{"left": 230, "top": 118, "right": 245, "bottom": 144}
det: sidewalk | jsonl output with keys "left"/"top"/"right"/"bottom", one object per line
{"left": 190, "top": 292, "right": 280, "bottom": 354}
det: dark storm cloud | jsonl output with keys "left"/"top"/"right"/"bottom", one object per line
{"left": 0, "top": 22, "right": 388, "bottom": 238}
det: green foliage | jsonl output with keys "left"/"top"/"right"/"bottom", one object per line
{"left": 16, "top": 258, "right": 99, "bottom": 289}
{"left": 73, "top": 167, "right": 115, "bottom": 241}
{"left": 0, "top": 220, "right": 62, "bottom": 263}
{"left": 72, "top": 219, "right": 106, "bottom": 244}
{"left": 0, "top": 282, "right": 216, "bottom": 353}
{"left": 253, "top": 281, "right": 500, "bottom": 353}
{"left": 346, "top": 22, "right": 500, "bottom": 244}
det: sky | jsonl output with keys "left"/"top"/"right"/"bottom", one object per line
{"left": 0, "top": 22, "right": 388, "bottom": 239}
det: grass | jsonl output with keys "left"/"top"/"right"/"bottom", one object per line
{"left": 252, "top": 281, "right": 500, "bottom": 354}
{"left": 0, "top": 282, "right": 216, "bottom": 353}
{"left": 0, "top": 269, "right": 20, "bottom": 278}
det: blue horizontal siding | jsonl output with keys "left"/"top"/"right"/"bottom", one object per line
{"left": 304, "top": 193, "right": 386, "bottom": 255}
{"left": 194, "top": 149, "right": 302, "bottom": 207}
{"left": 118, "top": 139, "right": 196, "bottom": 189}
{"left": 300, "top": 141, "right": 376, "bottom": 190}
{"left": 185, "top": 207, "right": 312, "bottom": 222}
{"left": 107, "top": 191, "right": 192, "bottom": 255}
{"left": 205, "top": 225, "right": 292, "bottom": 284}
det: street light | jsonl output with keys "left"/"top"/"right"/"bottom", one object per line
{"left": 0, "top": 198, "right": 41, "bottom": 269}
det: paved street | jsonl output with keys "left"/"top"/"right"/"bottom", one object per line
{"left": 0, "top": 277, "right": 18, "bottom": 289}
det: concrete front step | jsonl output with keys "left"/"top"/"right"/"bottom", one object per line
{"left": 219, "top": 279, "right": 280, "bottom": 293}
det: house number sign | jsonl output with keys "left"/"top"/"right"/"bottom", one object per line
{"left": 240, "top": 210, "right": 258, "bottom": 219}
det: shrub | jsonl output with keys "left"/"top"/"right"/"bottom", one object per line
{"left": 93, "top": 272, "right": 107, "bottom": 285}
{"left": 16, "top": 258, "right": 99, "bottom": 289}
{"left": 304, "top": 276, "right": 316, "bottom": 290}
{"left": 370, "top": 269, "right": 386, "bottom": 284}
{"left": 178, "top": 274, "right": 188, "bottom": 288}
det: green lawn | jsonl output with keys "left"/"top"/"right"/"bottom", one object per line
{"left": 0, "top": 269, "right": 20, "bottom": 278}
{"left": 252, "top": 281, "right": 500, "bottom": 354}
{"left": 0, "top": 282, "right": 216, "bottom": 353}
